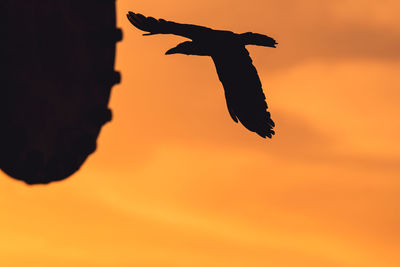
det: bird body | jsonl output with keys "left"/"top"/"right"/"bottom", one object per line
{"left": 127, "top": 12, "right": 277, "bottom": 138}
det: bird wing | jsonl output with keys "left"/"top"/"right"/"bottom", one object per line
{"left": 127, "top": 12, "right": 213, "bottom": 40}
{"left": 211, "top": 47, "right": 275, "bottom": 138}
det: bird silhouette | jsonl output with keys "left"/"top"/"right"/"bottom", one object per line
{"left": 127, "top": 12, "right": 277, "bottom": 138}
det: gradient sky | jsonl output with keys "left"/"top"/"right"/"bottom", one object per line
{"left": 1, "top": 1, "right": 399, "bottom": 266}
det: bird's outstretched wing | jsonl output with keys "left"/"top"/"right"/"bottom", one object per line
{"left": 127, "top": 12, "right": 213, "bottom": 40}
{"left": 212, "top": 48, "right": 275, "bottom": 138}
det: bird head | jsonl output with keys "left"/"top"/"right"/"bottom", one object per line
{"left": 165, "top": 41, "right": 208, "bottom": 56}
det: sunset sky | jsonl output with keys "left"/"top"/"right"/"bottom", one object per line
{"left": 1, "top": 0, "right": 399, "bottom": 266}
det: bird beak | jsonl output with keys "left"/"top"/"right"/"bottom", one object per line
{"left": 165, "top": 47, "right": 179, "bottom": 55}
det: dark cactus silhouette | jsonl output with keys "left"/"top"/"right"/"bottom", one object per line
{"left": 1, "top": 1, "right": 122, "bottom": 184}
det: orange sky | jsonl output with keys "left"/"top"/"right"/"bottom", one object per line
{"left": 1, "top": 1, "right": 399, "bottom": 266}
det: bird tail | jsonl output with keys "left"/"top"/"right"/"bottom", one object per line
{"left": 239, "top": 32, "right": 277, "bottom": 47}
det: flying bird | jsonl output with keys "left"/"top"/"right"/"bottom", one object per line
{"left": 127, "top": 12, "right": 277, "bottom": 138}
